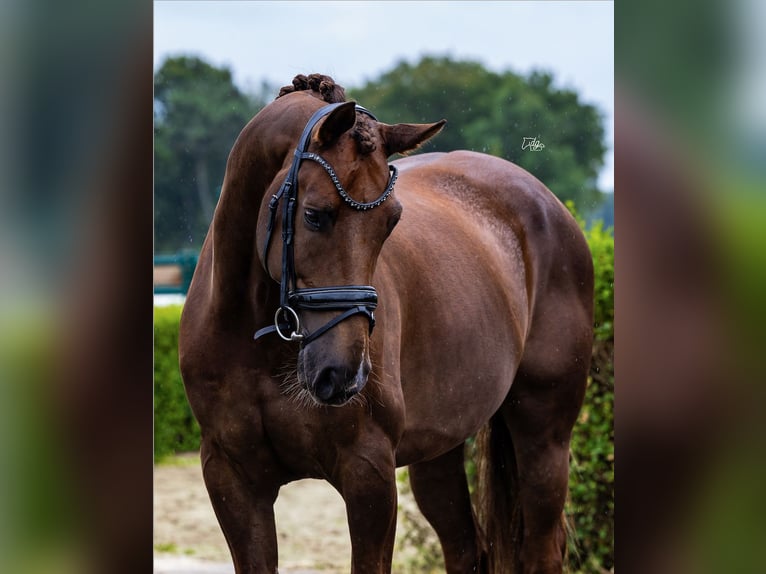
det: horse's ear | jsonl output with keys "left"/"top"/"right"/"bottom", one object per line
{"left": 316, "top": 101, "right": 358, "bottom": 146}
{"left": 381, "top": 120, "right": 447, "bottom": 156}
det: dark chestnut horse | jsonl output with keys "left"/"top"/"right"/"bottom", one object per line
{"left": 179, "top": 74, "right": 593, "bottom": 573}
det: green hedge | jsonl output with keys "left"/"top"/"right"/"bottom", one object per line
{"left": 154, "top": 305, "right": 200, "bottom": 460}
{"left": 567, "top": 216, "right": 614, "bottom": 573}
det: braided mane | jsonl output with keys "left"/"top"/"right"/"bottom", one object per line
{"left": 277, "top": 73, "right": 377, "bottom": 155}
{"left": 277, "top": 73, "right": 347, "bottom": 103}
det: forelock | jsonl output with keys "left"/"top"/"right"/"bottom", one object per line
{"left": 352, "top": 115, "right": 377, "bottom": 155}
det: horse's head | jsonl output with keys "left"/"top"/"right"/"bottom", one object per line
{"left": 256, "top": 93, "right": 444, "bottom": 406}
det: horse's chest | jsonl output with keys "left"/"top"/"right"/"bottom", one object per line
{"left": 259, "top": 403, "right": 356, "bottom": 477}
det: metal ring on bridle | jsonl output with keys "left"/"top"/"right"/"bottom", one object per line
{"left": 274, "top": 306, "right": 304, "bottom": 342}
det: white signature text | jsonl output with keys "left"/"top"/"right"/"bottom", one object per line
{"left": 522, "top": 137, "right": 545, "bottom": 151}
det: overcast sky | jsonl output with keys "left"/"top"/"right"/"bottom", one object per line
{"left": 154, "top": 1, "right": 614, "bottom": 191}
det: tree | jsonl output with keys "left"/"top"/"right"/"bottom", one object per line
{"left": 349, "top": 56, "right": 607, "bottom": 213}
{"left": 154, "top": 56, "right": 265, "bottom": 252}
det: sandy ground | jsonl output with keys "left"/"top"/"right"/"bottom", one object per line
{"left": 154, "top": 453, "right": 439, "bottom": 573}
{"left": 154, "top": 453, "right": 351, "bottom": 573}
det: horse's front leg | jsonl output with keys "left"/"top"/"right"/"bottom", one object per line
{"left": 333, "top": 441, "right": 398, "bottom": 574}
{"left": 200, "top": 437, "right": 281, "bottom": 574}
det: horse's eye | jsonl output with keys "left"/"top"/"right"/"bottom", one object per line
{"left": 304, "top": 208, "right": 321, "bottom": 230}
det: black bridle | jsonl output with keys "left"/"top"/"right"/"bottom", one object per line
{"left": 253, "top": 103, "right": 398, "bottom": 345}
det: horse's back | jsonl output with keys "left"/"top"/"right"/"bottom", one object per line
{"left": 395, "top": 150, "right": 592, "bottom": 306}
{"left": 392, "top": 150, "right": 592, "bottom": 316}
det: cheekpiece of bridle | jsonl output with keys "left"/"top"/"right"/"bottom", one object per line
{"left": 253, "top": 102, "right": 398, "bottom": 345}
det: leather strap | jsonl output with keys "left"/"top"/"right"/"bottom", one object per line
{"left": 253, "top": 305, "right": 374, "bottom": 344}
{"left": 288, "top": 286, "right": 378, "bottom": 310}
{"left": 300, "top": 306, "right": 375, "bottom": 345}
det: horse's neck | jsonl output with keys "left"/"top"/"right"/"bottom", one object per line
{"left": 204, "top": 98, "right": 319, "bottom": 328}
{"left": 207, "top": 131, "right": 285, "bottom": 324}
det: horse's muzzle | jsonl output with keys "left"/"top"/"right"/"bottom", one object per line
{"left": 310, "top": 360, "right": 370, "bottom": 406}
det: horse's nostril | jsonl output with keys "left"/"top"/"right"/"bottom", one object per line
{"left": 311, "top": 364, "right": 365, "bottom": 405}
{"left": 313, "top": 366, "right": 342, "bottom": 401}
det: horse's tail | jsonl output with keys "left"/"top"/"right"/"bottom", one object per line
{"left": 475, "top": 414, "right": 574, "bottom": 573}
{"left": 475, "top": 413, "right": 522, "bottom": 573}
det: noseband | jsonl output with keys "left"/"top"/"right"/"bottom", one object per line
{"left": 253, "top": 103, "right": 398, "bottom": 345}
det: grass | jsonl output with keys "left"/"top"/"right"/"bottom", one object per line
{"left": 154, "top": 542, "right": 197, "bottom": 557}
{"left": 154, "top": 452, "right": 201, "bottom": 467}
